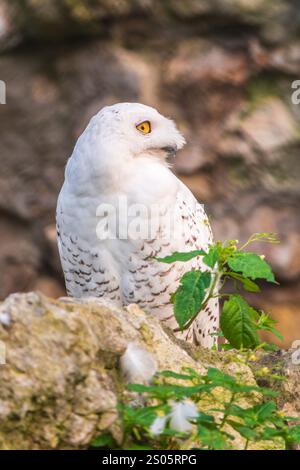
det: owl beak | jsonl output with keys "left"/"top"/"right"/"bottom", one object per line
{"left": 162, "top": 146, "right": 177, "bottom": 158}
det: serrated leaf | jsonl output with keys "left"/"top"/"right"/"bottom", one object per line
{"left": 255, "top": 401, "right": 277, "bottom": 421}
{"left": 196, "top": 426, "right": 232, "bottom": 450}
{"left": 203, "top": 245, "right": 221, "bottom": 268}
{"left": 220, "top": 295, "right": 260, "bottom": 349}
{"left": 226, "top": 272, "right": 261, "bottom": 293}
{"left": 227, "top": 401, "right": 277, "bottom": 424}
{"left": 156, "top": 250, "right": 206, "bottom": 264}
{"left": 227, "top": 421, "right": 258, "bottom": 441}
{"left": 227, "top": 252, "right": 276, "bottom": 283}
{"left": 173, "top": 271, "right": 211, "bottom": 329}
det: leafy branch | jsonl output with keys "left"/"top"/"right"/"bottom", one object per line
{"left": 91, "top": 367, "right": 300, "bottom": 450}
{"left": 157, "top": 233, "right": 282, "bottom": 350}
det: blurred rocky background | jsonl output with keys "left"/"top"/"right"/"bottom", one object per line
{"left": 0, "top": 0, "right": 299, "bottom": 346}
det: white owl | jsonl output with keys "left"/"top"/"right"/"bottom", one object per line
{"left": 56, "top": 103, "right": 219, "bottom": 348}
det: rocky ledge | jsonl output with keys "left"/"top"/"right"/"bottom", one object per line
{"left": 0, "top": 292, "right": 299, "bottom": 450}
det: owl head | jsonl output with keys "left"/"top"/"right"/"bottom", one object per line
{"left": 80, "top": 102, "right": 186, "bottom": 161}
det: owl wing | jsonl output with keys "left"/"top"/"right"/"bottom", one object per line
{"left": 56, "top": 196, "right": 122, "bottom": 304}
{"left": 122, "top": 181, "right": 219, "bottom": 348}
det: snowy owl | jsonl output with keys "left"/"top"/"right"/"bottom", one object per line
{"left": 56, "top": 103, "right": 219, "bottom": 348}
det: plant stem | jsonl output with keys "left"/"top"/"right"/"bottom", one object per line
{"left": 173, "top": 270, "right": 222, "bottom": 333}
{"left": 219, "top": 392, "right": 236, "bottom": 430}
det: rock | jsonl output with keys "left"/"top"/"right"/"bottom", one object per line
{"left": 33, "top": 277, "right": 65, "bottom": 298}
{"left": 0, "top": 0, "right": 297, "bottom": 50}
{"left": 168, "top": 0, "right": 281, "bottom": 20}
{"left": 247, "top": 348, "right": 300, "bottom": 450}
{"left": 0, "top": 218, "right": 41, "bottom": 299}
{"left": 0, "top": 292, "right": 288, "bottom": 450}
{"left": 250, "top": 40, "right": 300, "bottom": 75}
{"left": 0, "top": 292, "right": 207, "bottom": 449}
{"left": 0, "top": 1, "right": 21, "bottom": 51}
{"left": 254, "top": 347, "right": 300, "bottom": 419}
{"left": 239, "top": 97, "right": 298, "bottom": 155}
{"left": 163, "top": 40, "right": 246, "bottom": 172}
{"left": 220, "top": 94, "right": 300, "bottom": 165}
{"left": 165, "top": 40, "right": 250, "bottom": 87}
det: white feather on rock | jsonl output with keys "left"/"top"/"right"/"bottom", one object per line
{"left": 120, "top": 342, "right": 157, "bottom": 383}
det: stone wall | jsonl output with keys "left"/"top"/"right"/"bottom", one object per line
{"left": 0, "top": 0, "right": 300, "bottom": 345}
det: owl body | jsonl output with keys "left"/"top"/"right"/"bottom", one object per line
{"left": 57, "top": 103, "right": 219, "bottom": 348}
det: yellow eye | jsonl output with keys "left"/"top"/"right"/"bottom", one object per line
{"left": 136, "top": 120, "right": 151, "bottom": 134}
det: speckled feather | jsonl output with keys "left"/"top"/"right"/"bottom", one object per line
{"left": 56, "top": 103, "right": 219, "bottom": 348}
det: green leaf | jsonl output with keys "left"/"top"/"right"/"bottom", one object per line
{"left": 173, "top": 270, "right": 211, "bottom": 329}
{"left": 206, "top": 368, "right": 236, "bottom": 387}
{"left": 196, "top": 426, "right": 232, "bottom": 450}
{"left": 122, "top": 404, "right": 161, "bottom": 428}
{"left": 156, "top": 250, "right": 206, "bottom": 264}
{"left": 258, "top": 426, "right": 285, "bottom": 441}
{"left": 260, "top": 342, "right": 280, "bottom": 352}
{"left": 256, "top": 312, "right": 284, "bottom": 341}
{"left": 203, "top": 245, "right": 221, "bottom": 268}
{"left": 227, "top": 252, "right": 276, "bottom": 283}
{"left": 127, "top": 382, "right": 215, "bottom": 400}
{"left": 227, "top": 421, "right": 258, "bottom": 441}
{"left": 196, "top": 412, "right": 216, "bottom": 426}
{"left": 227, "top": 401, "right": 277, "bottom": 425}
{"left": 205, "top": 367, "right": 274, "bottom": 395}
{"left": 226, "top": 272, "right": 261, "bottom": 293}
{"left": 90, "top": 433, "right": 115, "bottom": 448}
{"left": 157, "top": 370, "right": 195, "bottom": 380}
{"left": 255, "top": 401, "right": 277, "bottom": 421}
{"left": 285, "top": 425, "right": 300, "bottom": 445}
{"left": 220, "top": 295, "right": 260, "bottom": 349}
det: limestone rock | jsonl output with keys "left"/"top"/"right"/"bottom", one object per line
{"left": 0, "top": 292, "right": 272, "bottom": 450}
{"left": 0, "top": 292, "right": 205, "bottom": 449}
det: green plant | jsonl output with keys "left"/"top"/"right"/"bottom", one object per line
{"left": 91, "top": 367, "right": 300, "bottom": 450}
{"left": 90, "top": 233, "right": 299, "bottom": 451}
{"left": 157, "top": 232, "right": 282, "bottom": 350}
